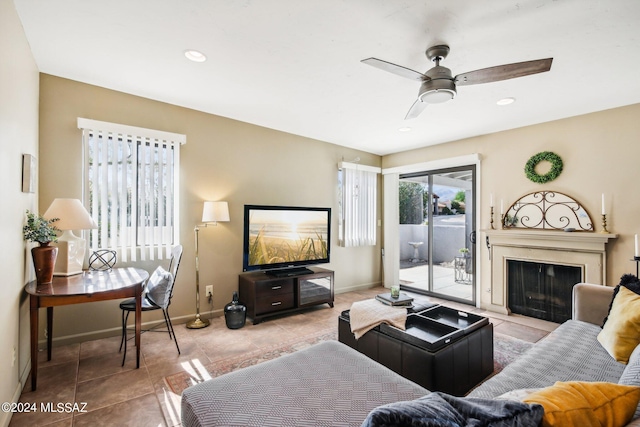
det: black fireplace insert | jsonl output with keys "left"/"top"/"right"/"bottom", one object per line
{"left": 507, "top": 260, "right": 582, "bottom": 323}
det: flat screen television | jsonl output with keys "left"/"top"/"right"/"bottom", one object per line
{"left": 242, "top": 205, "right": 331, "bottom": 276}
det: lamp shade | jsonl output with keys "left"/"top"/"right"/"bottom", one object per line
{"left": 43, "top": 198, "right": 96, "bottom": 276}
{"left": 202, "top": 201, "right": 230, "bottom": 223}
{"left": 43, "top": 198, "right": 97, "bottom": 230}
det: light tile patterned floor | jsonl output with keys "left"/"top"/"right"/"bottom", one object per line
{"left": 9, "top": 286, "right": 555, "bottom": 426}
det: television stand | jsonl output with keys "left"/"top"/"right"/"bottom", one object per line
{"left": 239, "top": 267, "right": 334, "bottom": 324}
{"left": 266, "top": 267, "right": 313, "bottom": 278}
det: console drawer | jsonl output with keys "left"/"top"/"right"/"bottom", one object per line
{"left": 256, "top": 292, "right": 295, "bottom": 314}
{"left": 255, "top": 280, "right": 294, "bottom": 297}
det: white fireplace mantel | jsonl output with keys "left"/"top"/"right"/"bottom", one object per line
{"left": 483, "top": 229, "right": 617, "bottom": 314}
{"left": 485, "top": 229, "right": 617, "bottom": 252}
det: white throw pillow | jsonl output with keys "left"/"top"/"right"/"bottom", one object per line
{"left": 144, "top": 266, "right": 173, "bottom": 308}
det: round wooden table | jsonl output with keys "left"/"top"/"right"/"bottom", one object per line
{"left": 25, "top": 267, "right": 149, "bottom": 390}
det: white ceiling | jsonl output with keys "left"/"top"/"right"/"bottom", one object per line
{"left": 13, "top": 0, "right": 640, "bottom": 155}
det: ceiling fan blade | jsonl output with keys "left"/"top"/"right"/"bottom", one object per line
{"left": 361, "top": 58, "right": 428, "bottom": 82}
{"left": 405, "top": 99, "right": 427, "bottom": 120}
{"left": 455, "top": 58, "right": 553, "bottom": 86}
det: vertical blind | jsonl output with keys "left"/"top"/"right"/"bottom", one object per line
{"left": 78, "top": 118, "right": 186, "bottom": 262}
{"left": 338, "top": 162, "right": 380, "bottom": 247}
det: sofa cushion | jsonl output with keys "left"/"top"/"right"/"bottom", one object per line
{"left": 619, "top": 343, "right": 640, "bottom": 420}
{"left": 598, "top": 286, "right": 640, "bottom": 363}
{"left": 603, "top": 274, "right": 640, "bottom": 327}
{"left": 469, "top": 320, "right": 625, "bottom": 400}
{"left": 495, "top": 388, "right": 541, "bottom": 401}
{"left": 181, "top": 340, "right": 429, "bottom": 427}
{"left": 522, "top": 381, "right": 640, "bottom": 427}
{"left": 362, "top": 392, "right": 543, "bottom": 427}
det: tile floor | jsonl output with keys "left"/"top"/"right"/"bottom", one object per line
{"left": 9, "top": 286, "right": 557, "bottom": 427}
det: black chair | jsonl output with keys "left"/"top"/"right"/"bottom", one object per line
{"left": 119, "top": 245, "right": 183, "bottom": 365}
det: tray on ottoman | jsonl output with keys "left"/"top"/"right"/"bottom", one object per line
{"left": 379, "top": 314, "right": 463, "bottom": 351}
{"left": 417, "top": 306, "right": 489, "bottom": 335}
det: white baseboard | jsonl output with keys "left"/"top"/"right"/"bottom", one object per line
{"left": 19, "top": 360, "right": 30, "bottom": 391}
{"left": 335, "top": 281, "right": 382, "bottom": 294}
{"left": 42, "top": 309, "right": 224, "bottom": 347}
{"left": 1, "top": 380, "right": 24, "bottom": 427}
{"left": 35, "top": 284, "right": 379, "bottom": 347}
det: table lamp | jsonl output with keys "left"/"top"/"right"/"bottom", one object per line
{"left": 187, "top": 201, "right": 230, "bottom": 329}
{"left": 44, "top": 198, "right": 98, "bottom": 276}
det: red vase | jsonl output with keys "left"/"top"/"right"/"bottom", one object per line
{"left": 31, "top": 244, "right": 58, "bottom": 284}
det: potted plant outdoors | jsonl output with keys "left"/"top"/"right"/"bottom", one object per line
{"left": 23, "top": 210, "right": 60, "bottom": 284}
{"left": 459, "top": 247, "right": 472, "bottom": 274}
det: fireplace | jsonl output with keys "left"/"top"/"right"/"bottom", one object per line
{"left": 507, "top": 260, "right": 582, "bottom": 323}
{"left": 484, "top": 229, "right": 616, "bottom": 316}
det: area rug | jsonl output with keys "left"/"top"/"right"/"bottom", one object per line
{"left": 165, "top": 329, "right": 534, "bottom": 396}
{"left": 493, "top": 332, "right": 534, "bottom": 372}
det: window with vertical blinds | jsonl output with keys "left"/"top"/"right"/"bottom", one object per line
{"left": 338, "top": 162, "right": 380, "bottom": 247}
{"left": 78, "top": 118, "right": 185, "bottom": 262}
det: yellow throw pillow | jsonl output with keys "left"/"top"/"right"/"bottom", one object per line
{"left": 522, "top": 381, "right": 640, "bottom": 427}
{"left": 598, "top": 286, "right": 640, "bottom": 363}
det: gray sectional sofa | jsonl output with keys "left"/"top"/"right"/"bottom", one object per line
{"left": 182, "top": 282, "right": 640, "bottom": 426}
{"left": 470, "top": 282, "right": 640, "bottom": 427}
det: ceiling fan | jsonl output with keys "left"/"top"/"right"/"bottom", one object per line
{"left": 361, "top": 45, "right": 553, "bottom": 120}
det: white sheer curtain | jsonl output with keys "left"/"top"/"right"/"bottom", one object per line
{"left": 338, "top": 162, "right": 380, "bottom": 247}
{"left": 78, "top": 118, "right": 185, "bottom": 262}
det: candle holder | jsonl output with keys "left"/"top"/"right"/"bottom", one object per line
{"left": 490, "top": 206, "right": 495, "bottom": 230}
{"left": 633, "top": 256, "right": 640, "bottom": 277}
{"left": 600, "top": 214, "right": 609, "bottom": 233}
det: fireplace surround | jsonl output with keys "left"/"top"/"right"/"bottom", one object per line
{"left": 484, "top": 229, "right": 616, "bottom": 315}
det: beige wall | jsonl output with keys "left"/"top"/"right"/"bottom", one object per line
{"left": 0, "top": 0, "right": 40, "bottom": 423}
{"left": 383, "top": 103, "right": 640, "bottom": 309}
{"left": 38, "top": 74, "right": 382, "bottom": 343}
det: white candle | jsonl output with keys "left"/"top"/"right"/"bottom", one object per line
{"left": 635, "top": 234, "right": 638, "bottom": 258}
{"left": 601, "top": 194, "right": 605, "bottom": 215}
{"left": 490, "top": 193, "right": 494, "bottom": 207}
{"left": 500, "top": 200, "right": 504, "bottom": 215}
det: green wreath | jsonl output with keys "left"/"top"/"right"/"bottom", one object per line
{"left": 524, "top": 151, "right": 563, "bottom": 184}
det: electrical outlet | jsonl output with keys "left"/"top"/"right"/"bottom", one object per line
{"left": 205, "top": 285, "right": 213, "bottom": 298}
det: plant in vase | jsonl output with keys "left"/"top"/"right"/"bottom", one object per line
{"left": 23, "top": 210, "right": 60, "bottom": 284}
{"left": 459, "top": 247, "right": 472, "bottom": 274}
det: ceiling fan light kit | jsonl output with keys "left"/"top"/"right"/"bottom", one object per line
{"left": 362, "top": 44, "right": 552, "bottom": 120}
{"left": 417, "top": 46, "right": 456, "bottom": 104}
{"left": 419, "top": 77, "right": 457, "bottom": 104}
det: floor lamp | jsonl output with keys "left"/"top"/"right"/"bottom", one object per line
{"left": 187, "top": 201, "right": 230, "bottom": 329}
{"left": 43, "top": 198, "right": 97, "bottom": 276}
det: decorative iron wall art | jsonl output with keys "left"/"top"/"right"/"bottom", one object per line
{"left": 502, "top": 191, "right": 594, "bottom": 231}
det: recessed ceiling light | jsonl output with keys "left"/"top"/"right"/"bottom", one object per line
{"left": 497, "top": 97, "right": 515, "bottom": 106}
{"left": 398, "top": 127, "right": 412, "bottom": 132}
{"left": 184, "top": 50, "right": 207, "bottom": 63}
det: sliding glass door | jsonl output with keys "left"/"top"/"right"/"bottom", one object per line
{"left": 398, "top": 165, "right": 476, "bottom": 305}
